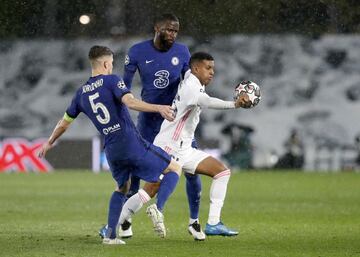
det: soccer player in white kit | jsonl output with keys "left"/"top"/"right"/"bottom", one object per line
{"left": 118, "top": 52, "right": 252, "bottom": 240}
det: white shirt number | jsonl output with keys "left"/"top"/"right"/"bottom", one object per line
{"left": 89, "top": 92, "right": 110, "bottom": 124}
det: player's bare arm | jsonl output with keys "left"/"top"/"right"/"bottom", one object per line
{"left": 121, "top": 93, "right": 175, "bottom": 121}
{"left": 38, "top": 118, "right": 71, "bottom": 158}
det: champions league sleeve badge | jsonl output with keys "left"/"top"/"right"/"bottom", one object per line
{"left": 124, "top": 55, "right": 130, "bottom": 65}
{"left": 117, "top": 80, "right": 127, "bottom": 89}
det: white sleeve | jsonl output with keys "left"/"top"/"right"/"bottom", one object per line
{"left": 197, "top": 92, "right": 235, "bottom": 109}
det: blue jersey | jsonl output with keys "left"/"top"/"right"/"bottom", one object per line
{"left": 66, "top": 74, "right": 149, "bottom": 159}
{"left": 123, "top": 39, "right": 190, "bottom": 142}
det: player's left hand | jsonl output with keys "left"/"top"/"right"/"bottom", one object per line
{"left": 38, "top": 142, "right": 52, "bottom": 158}
{"left": 158, "top": 105, "right": 175, "bottom": 121}
{"left": 235, "top": 93, "right": 252, "bottom": 109}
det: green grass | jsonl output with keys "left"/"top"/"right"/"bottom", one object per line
{"left": 0, "top": 171, "right": 359, "bottom": 257}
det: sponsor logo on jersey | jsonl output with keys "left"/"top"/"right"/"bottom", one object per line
{"left": 117, "top": 80, "right": 127, "bottom": 89}
{"left": 146, "top": 59, "right": 154, "bottom": 64}
{"left": 153, "top": 70, "right": 170, "bottom": 88}
{"left": 171, "top": 57, "right": 179, "bottom": 66}
{"left": 125, "top": 55, "right": 130, "bottom": 65}
{"left": 103, "top": 123, "right": 121, "bottom": 135}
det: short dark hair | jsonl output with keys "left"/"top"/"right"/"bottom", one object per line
{"left": 190, "top": 52, "right": 214, "bottom": 67}
{"left": 88, "top": 45, "right": 113, "bottom": 60}
{"left": 154, "top": 13, "right": 179, "bottom": 25}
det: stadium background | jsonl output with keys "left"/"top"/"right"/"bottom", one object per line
{"left": 1, "top": 0, "right": 360, "bottom": 172}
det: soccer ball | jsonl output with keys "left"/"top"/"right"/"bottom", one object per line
{"left": 234, "top": 80, "right": 261, "bottom": 108}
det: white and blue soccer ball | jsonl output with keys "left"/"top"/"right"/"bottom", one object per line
{"left": 234, "top": 80, "right": 261, "bottom": 108}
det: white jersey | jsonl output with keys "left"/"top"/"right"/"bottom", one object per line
{"left": 154, "top": 71, "right": 202, "bottom": 151}
{"left": 153, "top": 70, "right": 236, "bottom": 173}
{"left": 154, "top": 70, "right": 235, "bottom": 152}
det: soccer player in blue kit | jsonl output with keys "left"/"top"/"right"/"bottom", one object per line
{"left": 120, "top": 13, "right": 205, "bottom": 240}
{"left": 38, "top": 45, "right": 182, "bottom": 245}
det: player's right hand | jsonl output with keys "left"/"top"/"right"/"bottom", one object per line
{"left": 235, "top": 93, "right": 252, "bottom": 108}
{"left": 158, "top": 105, "right": 175, "bottom": 121}
{"left": 38, "top": 142, "right": 52, "bottom": 158}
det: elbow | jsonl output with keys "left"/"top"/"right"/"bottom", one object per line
{"left": 122, "top": 94, "right": 137, "bottom": 110}
{"left": 126, "top": 100, "right": 137, "bottom": 110}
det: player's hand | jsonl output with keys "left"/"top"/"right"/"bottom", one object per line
{"left": 38, "top": 142, "right": 52, "bottom": 158}
{"left": 235, "top": 93, "right": 252, "bottom": 109}
{"left": 158, "top": 105, "right": 175, "bottom": 121}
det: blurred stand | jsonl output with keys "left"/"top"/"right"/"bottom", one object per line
{"left": 274, "top": 129, "right": 305, "bottom": 170}
{"left": 340, "top": 134, "right": 360, "bottom": 171}
{"left": 221, "top": 123, "right": 254, "bottom": 170}
{"left": 355, "top": 135, "right": 360, "bottom": 167}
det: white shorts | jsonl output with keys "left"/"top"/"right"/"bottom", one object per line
{"left": 161, "top": 145, "right": 210, "bottom": 174}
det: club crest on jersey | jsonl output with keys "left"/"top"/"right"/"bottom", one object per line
{"left": 171, "top": 57, "right": 179, "bottom": 66}
{"left": 117, "top": 80, "right": 127, "bottom": 89}
{"left": 125, "top": 55, "right": 130, "bottom": 65}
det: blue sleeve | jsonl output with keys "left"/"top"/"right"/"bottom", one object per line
{"left": 123, "top": 46, "right": 138, "bottom": 90}
{"left": 181, "top": 46, "right": 191, "bottom": 77}
{"left": 110, "top": 75, "right": 131, "bottom": 99}
{"left": 65, "top": 91, "right": 81, "bottom": 119}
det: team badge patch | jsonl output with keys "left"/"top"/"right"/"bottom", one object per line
{"left": 171, "top": 57, "right": 179, "bottom": 66}
{"left": 117, "top": 80, "right": 127, "bottom": 89}
{"left": 125, "top": 55, "right": 130, "bottom": 65}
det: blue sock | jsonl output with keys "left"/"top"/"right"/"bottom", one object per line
{"left": 126, "top": 175, "right": 141, "bottom": 198}
{"left": 156, "top": 172, "right": 179, "bottom": 211}
{"left": 107, "top": 191, "right": 126, "bottom": 239}
{"left": 185, "top": 173, "right": 202, "bottom": 219}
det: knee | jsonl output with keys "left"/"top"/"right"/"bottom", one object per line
{"left": 142, "top": 182, "right": 160, "bottom": 198}
{"left": 168, "top": 159, "right": 182, "bottom": 176}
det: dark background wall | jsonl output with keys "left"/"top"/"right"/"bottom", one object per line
{"left": 1, "top": 0, "right": 360, "bottom": 39}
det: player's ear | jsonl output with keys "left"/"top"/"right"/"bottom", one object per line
{"left": 192, "top": 63, "right": 199, "bottom": 73}
{"left": 154, "top": 24, "right": 159, "bottom": 33}
{"left": 104, "top": 60, "right": 109, "bottom": 70}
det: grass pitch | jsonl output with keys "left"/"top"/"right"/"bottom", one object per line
{"left": 0, "top": 171, "right": 359, "bottom": 257}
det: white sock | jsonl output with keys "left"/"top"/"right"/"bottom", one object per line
{"left": 207, "top": 169, "right": 231, "bottom": 225}
{"left": 189, "top": 218, "right": 199, "bottom": 225}
{"left": 118, "top": 189, "right": 150, "bottom": 225}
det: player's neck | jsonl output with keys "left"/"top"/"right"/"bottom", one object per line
{"left": 153, "top": 38, "right": 161, "bottom": 50}
{"left": 91, "top": 69, "right": 107, "bottom": 77}
{"left": 153, "top": 38, "right": 171, "bottom": 52}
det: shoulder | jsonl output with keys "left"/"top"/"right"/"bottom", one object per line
{"left": 105, "top": 74, "right": 123, "bottom": 82}
{"left": 173, "top": 42, "right": 190, "bottom": 53}
{"left": 70, "top": 86, "right": 84, "bottom": 105}
{"left": 186, "top": 72, "right": 201, "bottom": 86}
{"left": 74, "top": 86, "right": 83, "bottom": 98}
{"left": 129, "top": 40, "right": 152, "bottom": 52}
{"left": 104, "top": 75, "right": 129, "bottom": 92}
{"left": 181, "top": 73, "right": 198, "bottom": 91}
{"left": 103, "top": 75, "right": 126, "bottom": 88}
{"left": 173, "top": 42, "right": 189, "bottom": 49}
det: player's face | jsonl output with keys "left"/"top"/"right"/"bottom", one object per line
{"left": 155, "top": 20, "right": 179, "bottom": 51}
{"left": 195, "top": 60, "right": 215, "bottom": 86}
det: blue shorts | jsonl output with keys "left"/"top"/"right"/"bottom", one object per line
{"left": 105, "top": 143, "right": 171, "bottom": 188}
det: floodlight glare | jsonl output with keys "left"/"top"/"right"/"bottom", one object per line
{"left": 79, "top": 15, "right": 90, "bottom": 25}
